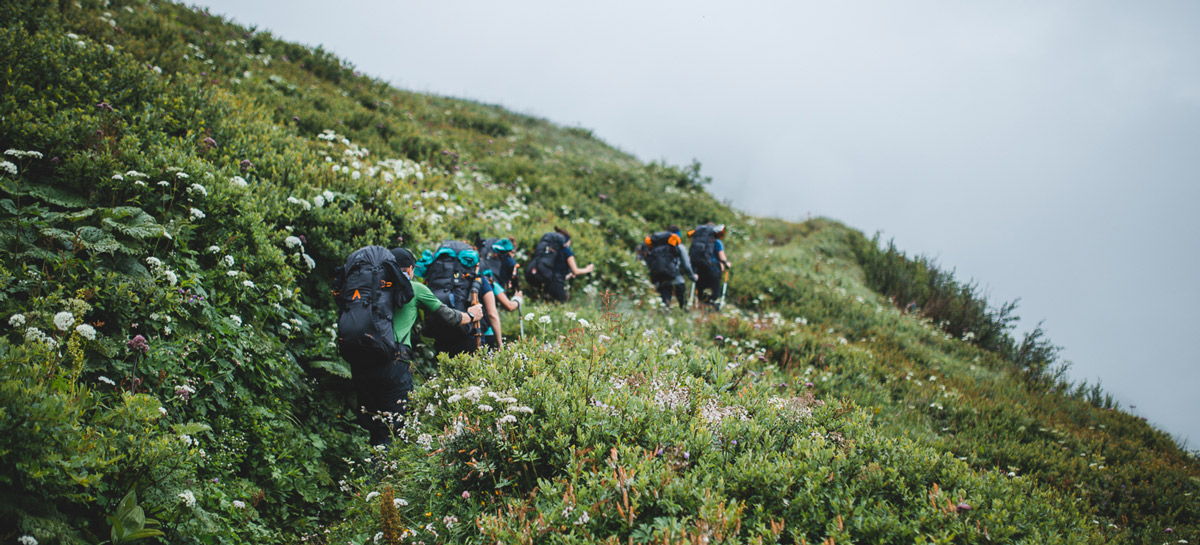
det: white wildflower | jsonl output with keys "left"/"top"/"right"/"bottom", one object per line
{"left": 159, "top": 407, "right": 167, "bottom": 416}
{"left": 190, "top": 208, "right": 205, "bottom": 220}
{"left": 351, "top": 170, "right": 361, "bottom": 180}
{"left": 232, "top": 500, "right": 246, "bottom": 509}
{"left": 478, "top": 404, "right": 493, "bottom": 412}
{"left": 178, "top": 490, "right": 196, "bottom": 507}
{"left": 242, "top": 280, "right": 255, "bottom": 288}
{"left": 223, "top": 255, "right": 235, "bottom": 267}
{"left": 442, "top": 515, "right": 458, "bottom": 528}
{"left": 416, "top": 433, "right": 433, "bottom": 449}
{"left": 157, "top": 180, "right": 170, "bottom": 187}
{"left": 112, "top": 173, "right": 124, "bottom": 181}
{"left": 285, "top": 236, "right": 302, "bottom": 248}
{"left": 187, "top": 183, "right": 208, "bottom": 197}
{"left": 365, "top": 491, "right": 380, "bottom": 502}
{"left": 164, "top": 270, "right": 178, "bottom": 286}
{"left": 523, "top": 312, "right": 535, "bottom": 321}
{"left": 75, "top": 323, "right": 96, "bottom": 340}
{"left": 394, "top": 498, "right": 408, "bottom": 508}
{"left": 322, "top": 190, "right": 334, "bottom": 201}
{"left": 312, "top": 195, "right": 325, "bottom": 207}
{"left": 9, "top": 313, "right": 25, "bottom": 327}
{"left": 538, "top": 315, "right": 551, "bottom": 324}
{"left": 565, "top": 311, "right": 577, "bottom": 320}
{"left": 578, "top": 318, "right": 590, "bottom": 327}
{"left": 229, "top": 315, "right": 242, "bottom": 327}
{"left": 207, "top": 245, "right": 221, "bottom": 253}
{"left": 230, "top": 175, "right": 248, "bottom": 188}
{"left": 17, "top": 536, "right": 37, "bottom": 545}
{"left": 145, "top": 256, "right": 163, "bottom": 272}
{"left": 176, "top": 172, "right": 189, "bottom": 179}
{"left": 498, "top": 414, "right": 517, "bottom": 424}
{"left": 98, "top": 376, "right": 115, "bottom": 386}
{"left": 226, "top": 270, "right": 240, "bottom": 277}
{"left": 302, "top": 254, "right": 316, "bottom": 270}
{"left": 53, "top": 311, "right": 74, "bottom": 331}
{"left": 0, "top": 160, "right": 18, "bottom": 176}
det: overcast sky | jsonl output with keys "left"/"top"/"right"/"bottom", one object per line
{"left": 191, "top": 1, "right": 1200, "bottom": 446}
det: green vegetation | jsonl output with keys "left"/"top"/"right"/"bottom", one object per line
{"left": 1, "top": 1, "right": 1196, "bottom": 543}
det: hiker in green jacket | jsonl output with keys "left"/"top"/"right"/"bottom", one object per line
{"left": 385, "top": 247, "right": 482, "bottom": 419}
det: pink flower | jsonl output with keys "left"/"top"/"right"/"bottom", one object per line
{"left": 126, "top": 334, "right": 149, "bottom": 354}
{"left": 956, "top": 502, "right": 972, "bottom": 511}
{"left": 461, "top": 491, "right": 470, "bottom": 499}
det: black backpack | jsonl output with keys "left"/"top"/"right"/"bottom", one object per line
{"left": 423, "top": 240, "right": 478, "bottom": 311}
{"left": 689, "top": 225, "right": 719, "bottom": 274}
{"left": 333, "top": 246, "right": 413, "bottom": 363}
{"left": 477, "top": 237, "right": 506, "bottom": 287}
{"left": 644, "top": 231, "right": 681, "bottom": 283}
{"left": 525, "top": 232, "right": 568, "bottom": 283}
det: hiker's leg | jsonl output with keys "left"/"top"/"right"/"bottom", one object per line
{"left": 673, "top": 282, "right": 687, "bottom": 308}
{"left": 546, "top": 278, "right": 569, "bottom": 303}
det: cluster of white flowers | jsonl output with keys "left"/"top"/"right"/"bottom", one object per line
{"left": 18, "top": 535, "right": 37, "bottom": 545}
{"left": 230, "top": 175, "right": 248, "bottom": 188}
{"left": 53, "top": 311, "right": 75, "bottom": 331}
{"left": 187, "top": 183, "right": 208, "bottom": 197}
{"left": 9, "top": 313, "right": 25, "bottom": 327}
{"left": 285, "top": 236, "right": 302, "bottom": 249}
{"left": 0, "top": 160, "right": 17, "bottom": 176}
{"left": 699, "top": 399, "right": 749, "bottom": 425}
{"left": 75, "top": 323, "right": 97, "bottom": 340}
{"left": 538, "top": 315, "right": 552, "bottom": 325}
{"left": 229, "top": 315, "right": 243, "bottom": 327}
{"left": 523, "top": 312, "right": 535, "bottom": 321}
{"left": 189, "top": 208, "right": 205, "bottom": 220}
{"left": 232, "top": 500, "right": 246, "bottom": 509}
{"left": 286, "top": 196, "right": 312, "bottom": 210}
{"left": 5, "top": 149, "right": 43, "bottom": 159}
{"left": 178, "top": 490, "right": 197, "bottom": 508}
{"left": 25, "top": 327, "right": 58, "bottom": 349}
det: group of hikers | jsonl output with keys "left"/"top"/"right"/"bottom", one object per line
{"left": 333, "top": 222, "right": 730, "bottom": 446}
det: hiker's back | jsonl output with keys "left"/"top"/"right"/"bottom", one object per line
{"left": 333, "top": 245, "right": 412, "bottom": 363}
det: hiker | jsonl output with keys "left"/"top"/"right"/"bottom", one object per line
{"left": 689, "top": 222, "right": 731, "bottom": 309}
{"left": 524, "top": 227, "right": 593, "bottom": 303}
{"left": 477, "top": 237, "right": 524, "bottom": 313}
{"left": 477, "top": 237, "right": 524, "bottom": 348}
{"left": 416, "top": 240, "right": 500, "bottom": 356}
{"left": 334, "top": 245, "right": 481, "bottom": 447}
{"left": 643, "top": 225, "right": 697, "bottom": 309}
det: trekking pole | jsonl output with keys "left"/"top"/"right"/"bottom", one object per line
{"left": 717, "top": 269, "right": 730, "bottom": 310}
{"left": 470, "top": 290, "right": 483, "bottom": 351}
{"left": 514, "top": 264, "right": 525, "bottom": 338}
{"left": 688, "top": 280, "right": 696, "bottom": 310}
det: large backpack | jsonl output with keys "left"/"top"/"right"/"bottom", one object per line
{"left": 477, "top": 237, "right": 507, "bottom": 288}
{"left": 525, "top": 232, "right": 568, "bottom": 283}
{"left": 688, "top": 225, "right": 719, "bottom": 274}
{"left": 644, "top": 231, "right": 682, "bottom": 283}
{"left": 421, "top": 240, "right": 481, "bottom": 341}
{"left": 332, "top": 245, "right": 413, "bottom": 363}
{"left": 423, "top": 240, "right": 479, "bottom": 311}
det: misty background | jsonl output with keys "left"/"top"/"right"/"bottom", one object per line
{"left": 191, "top": 1, "right": 1200, "bottom": 445}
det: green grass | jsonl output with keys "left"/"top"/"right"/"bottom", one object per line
{"left": 0, "top": 1, "right": 1196, "bottom": 544}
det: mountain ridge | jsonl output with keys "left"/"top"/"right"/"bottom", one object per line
{"left": 1, "top": 1, "right": 1196, "bottom": 543}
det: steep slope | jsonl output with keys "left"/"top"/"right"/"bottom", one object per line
{"left": 0, "top": 1, "right": 1195, "bottom": 544}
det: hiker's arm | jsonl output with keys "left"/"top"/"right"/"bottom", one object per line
{"left": 484, "top": 291, "right": 502, "bottom": 347}
{"left": 717, "top": 249, "right": 730, "bottom": 271}
{"left": 679, "top": 246, "right": 696, "bottom": 279}
{"left": 496, "top": 289, "right": 520, "bottom": 312}
{"left": 566, "top": 255, "right": 594, "bottom": 276}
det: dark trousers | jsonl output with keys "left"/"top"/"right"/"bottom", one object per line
{"left": 348, "top": 345, "right": 413, "bottom": 446}
{"left": 656, "top": 281, "right": 688, "bottom": 309}
{"left": 530, "top": 276, "right": 569, "bottom": 302}
{"left": 696, "top": 265, "right": 722, "bottom": 308}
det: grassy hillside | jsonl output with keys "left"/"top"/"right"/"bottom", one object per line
{"left": 1, "top": 1, "right": 1196, "bottom": 544}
